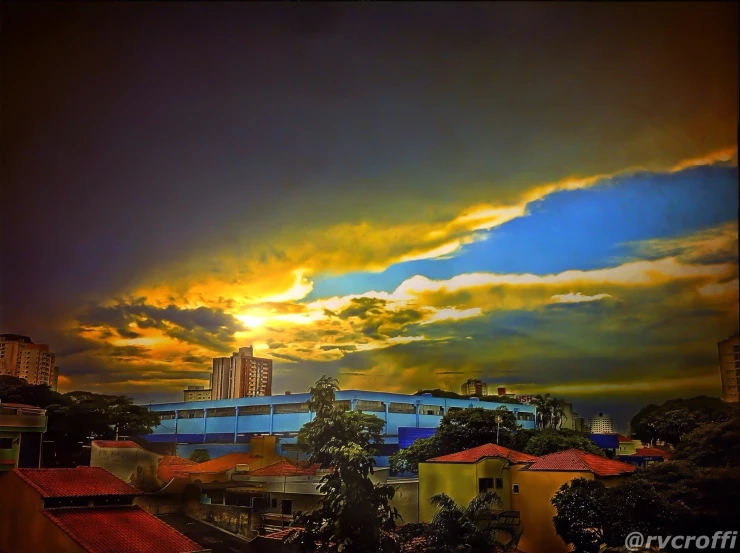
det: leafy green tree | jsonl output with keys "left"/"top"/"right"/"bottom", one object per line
{"left": 288, "top": 376, "right": 400, "bottom": 553}
{"left": 552, "top": 478, "right": 611, "bottom": 553}
{"left": 523, "top": 429, "right": 604, "bottom": 457}
{"left": 188, "top": 449, "right": 211, "bottom": 463}
{"left": 631, "top": 396, "right": 736, "bottom": 446}
{"left": 672, "top": 413, "right": 740, "bottom": 467}
{"left": 389, "top": 407, "right": 526, "bottom": 475}
{"left": 403, "top": 492, "right": 506, "bottom": 553}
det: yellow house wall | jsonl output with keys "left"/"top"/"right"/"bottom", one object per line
{"left": 511, "top": 468, "right": 594, "bottom": 553}
{"left": 475, "top": 458, "right": 511, "bottom": 510}
{"left": 419, "top": 462, "right": 477, "bottom": 522}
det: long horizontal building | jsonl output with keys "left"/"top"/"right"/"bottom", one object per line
{"left": 141, "top": 390, "right": 537, "bottom": 466}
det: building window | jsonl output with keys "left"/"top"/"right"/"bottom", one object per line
{"left": 208, "top": 407, "right": 236, "bottom": 418}
{"left": 271, "top": 498, "right": 278, "bottom": 509}
{"left": 389, "top": 402, "right": 415, "bottom": 414}
{"left": 495, "top": 478, "right": 504, "bottom": 489}
{"left": 178, "top": 409, "right": 204, "bottom": 419}
{"left": 478, "top": 478, "right": 494, "bottom": 493}
{"left": 0, "top": 438, "right": 13, "bottom": 449}
{"left": 420, "top": 405, "right": 442, "bottom": 416}
{"left": 158, "top": 411, "right": 176, "bottom": 420}
{"left": 274, "top": 403, "right": 310, "bottom": 414}
{"left": 239, "top": 405, "right": 270, "bottom": 415}
{"left": 356, "top": 400, "right": 385, "bottom": 413}
{"left": 512, "top": 484, "right": 520, "bottom": 494}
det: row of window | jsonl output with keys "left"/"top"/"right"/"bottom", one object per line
{"left": 158, "top": 402, "right": 533, "bottom": 420}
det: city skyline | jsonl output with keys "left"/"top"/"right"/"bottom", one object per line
{"left": 1, "top": 2, "right": 738, "bottom": 425}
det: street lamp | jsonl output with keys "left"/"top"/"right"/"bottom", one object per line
{"left": 495, "top": 415, "right": 503, "bottom": 445}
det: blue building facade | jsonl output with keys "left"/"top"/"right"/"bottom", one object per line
{"left": 142, "top": 390, "right": 537, "bottom": 466}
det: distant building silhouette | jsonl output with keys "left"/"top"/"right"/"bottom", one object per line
{"left": 460, "top": 378, "right": 488, "bottom": 396}
{"left": 718, "top": 332, "right": 739, "bottom": 403}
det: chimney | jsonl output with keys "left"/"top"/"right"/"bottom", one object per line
{"left": 285, "top": 391, "right": 291, "bottom": 395}
{"left": 498, "top": 387, "right": 506, "bottom": 396}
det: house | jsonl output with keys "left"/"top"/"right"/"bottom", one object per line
{"left": 619, "top": 446, "right": 671, "bottom": 467}
{"left": 511, "top": 449, "right": 637, "bottom": 553}
{"left": 0, "top": 466, "right": 208, "bottom": 553}
{"left": 588, "top": 433, "right": 619, "bottom": 458}
{"left": 0, "top": 402, "right": 47, "bottom": 471}
{"left": 419, "top": 443, "right": 538, "bottom": 521}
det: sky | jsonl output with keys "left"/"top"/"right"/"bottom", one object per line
{"left": 1, "top": 2, "right": 738, "bottom": 430}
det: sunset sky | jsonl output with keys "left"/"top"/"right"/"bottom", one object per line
{"left": 1, "top": 2, "right": 737, "bottom": 428}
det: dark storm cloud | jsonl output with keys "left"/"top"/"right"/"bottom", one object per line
{"left": 76, "top": 301, "right": 245, "bottom": 352}
{"left": 182, "top": 355, "right": 209, "bottom": 364}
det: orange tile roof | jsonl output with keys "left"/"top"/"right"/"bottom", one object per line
{"left": 14, "top": 467, "right": 140, "bottom": 498}
{"left": 427, "top": 444, "right": 537, "bottom": 464}
{"left": 178, "top": 453, "right": 258, "bottom": 475}
{"left": 249, "top": 460, "right": 320, "bottom": 477}
{"left": 92, "top": 440, "right": 142, "bottom": 449}
{"left": 616, "top": 434, "right": 633, "bottom": 443}
{"left": 44, "top": 506, "right": 204, "bottom": 553}
{"left": 524, "top": 448, "right": 637, "bottom": 476}
{"left": 157, "top": 456, "right": 197, "bottom": 482}
{"left": 635, "top": 447, "right": 671, "bottom": 459}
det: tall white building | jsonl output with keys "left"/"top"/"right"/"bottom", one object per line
{"left": 589, "top": 413, "right": 613, "bottom": 434}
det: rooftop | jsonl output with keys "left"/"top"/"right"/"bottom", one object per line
{"left": 634, "top": 447, "right": 671, "bottom": 459}
{"left": 44, "top": 506, "right": 205, "bottom": 553}
{"left": 524, "top": 448, "right": 637, "bottom": 476}
{"left": 92, "top": 440, "right": 142, "bottom": 449}
{"left": 14, "top": 467, "right": 140, "bottom": 498}
{"left": 249, "top": 460, "right": 321, "bottom": 477}
{"left": 157, "top": 456, "right": 197, "bottom": 482}
{"left": 427, "top": 443, "right": 537, "bottom": 464}
{"left": 177, "top": 452, "right": 259, "bottom": 475}
{"left": 616, "top": 434, "right": 633, "bottom": 443}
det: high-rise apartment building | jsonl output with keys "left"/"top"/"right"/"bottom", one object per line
{"left": 0, "top": 334, "right": 57, "bottom": 390}
{"left": 589, "top": 413, "right": 613, "bottom": 434}
{"left": 183, "top": 385, "right": 212, "bottom": 402}
{"left": 211, "top": 345, "right": 273, "bottom": 400}
{"left": 718, "top": 332, "right": 740, "bottom": 403}
{"left": 460, "top": 378, "right": 488, "bottom": 396}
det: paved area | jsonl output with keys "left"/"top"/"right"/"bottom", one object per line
{"left": 158, "top": 512, "right": 256, "bottom": 553}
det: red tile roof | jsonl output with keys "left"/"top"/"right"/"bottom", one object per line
{"left": 44, "top": 506, "right": 204, "bottom": 553}
{"left": 92, "top": 440, "right": 142, "bottom": 449}
{"left": 249, "top": 460, "right": 320, "bottom": 477}
{"left": 635, "top": 447, "right": 671, "bottom": 459}
{"left": 427, "top": 444, "right": 537, "bottom": 464}
{"left": 13, "top": 467, "right": 140, "bottom": 498}
{"left": 177, "top": 453, "right": 258, "bottom": 475}
{"left": 524, "top": 449, "right": 637, "bottom": 476}
{"left": 616, "top": 434, "right": 633, "bottom": 443}
{"left": 264, "top": 527, "right": 298, "bottom": 541}
{"left": 157, "top": 455, "right": 197, "bottom": 482}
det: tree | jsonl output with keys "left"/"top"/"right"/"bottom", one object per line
{"left": 672, "top": 413, "right": 740, "bottom": 467}
{"left": 389, "top": 407, "right": 525, "bottom": 475}
{"left": 288, "top": 376, "right": 400, "bottom": 553}
{"left": 552, "top": 478, "right": 610, "bottom": 553}
{"left": 523, "top": 429, "right": 604, "bottom": 457}
{"left": 631, "top": 396, "right": 737, "bottom": 446}
{"left": 0, "top": 377, "right": 161, "bottom": 467}
{"left": 189, "top": 449, "right": 211, "bottom": 463}
{"left": 532, "top": 394, "right": 569, "bottom": 430}
{"left": 396, "top": 493, "right": 506, "bottom": 553}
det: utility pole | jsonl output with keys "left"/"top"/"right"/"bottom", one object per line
{"left": 496, "top": 415, "right": 502, "bottom": 445}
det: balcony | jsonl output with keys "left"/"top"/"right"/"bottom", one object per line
{"left": 0, "top": 404, "right": 47, "bottom": 430}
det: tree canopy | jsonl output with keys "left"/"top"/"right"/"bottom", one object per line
{"left": 671, "top": 412, "right": 740, "bottom": 467}
{"left": 288, "top": 376, "right": 400, "bottom": 553}
{"left": 630, "top": 396, "right": 737, "bottom": 446}
{"left": 523, "top": 429, "right": 604, "bottom": 457}
{"left": 0, "top": 376, "right": 160, "bottom": 467}
{"left": 389, "top": 406, "right": 523, "bottom": 475}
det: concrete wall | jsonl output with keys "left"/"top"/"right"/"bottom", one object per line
{"left": 134, "top": 493, "right": 184, "bottom": 515}
{"left": 0, "top": 471, "right": 86, "bottom": 553}
{"left": 419, "top": 462, "right": 478, "bottom": 522}
{"left": 90, "top": 445, "right": 161, "bottom": 490}
{"left": 389, "top": 479, "right": 419, "bottom": 524}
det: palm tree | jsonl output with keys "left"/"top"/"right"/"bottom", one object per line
{"left": 426, "top": 492, "right": 503, "bottom": 553}
{"left": 532, "top": 394, "right": 551, "bottom": 430}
